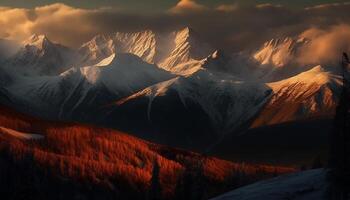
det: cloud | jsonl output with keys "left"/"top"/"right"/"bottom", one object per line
{"left": 216, "top": 4, "right": 238, "bottom": 12}
{"left": 297, "top": 24, "right": 350, "bottom": 65}
{"left": 169, "top": 0, "right": 208, "bottom": 14}
{"left": 0, "top": 1, "right": 350, "bottom": 60}
{"left": 0, "top": 3, "right": 103, "bottom": 46}
{"left": 305, "top": 2, "right": 350, "bottom": 10}
{"left": 256, "top": 3, "right": 283, "bottom": 9}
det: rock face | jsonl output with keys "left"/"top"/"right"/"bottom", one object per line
{"left": 252, "top": 65, "right": 342, "bottom": 127}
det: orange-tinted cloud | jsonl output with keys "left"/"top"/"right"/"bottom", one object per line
{"left": 215, "top": 4, "right": 238, "bottom": 12}
{"left": 0, "top": 3, "right": 105, "bottom": 47}
{"left": 0, "top": 2, "right": 350, "bottom": 58}
{"left": 169, "top": 0, "right": 208, "bottom": 14}
{"left": 297, "top": 24, "right": 350, "bottom": 65}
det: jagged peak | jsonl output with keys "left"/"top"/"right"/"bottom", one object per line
{"left": 81, "top": 34, "right": 114, "bottom": 48}
{"left": 254, "top": 36, "right": 310, "bottom": 67}
{"left": 263, "top": 37, "right": 294, "bottom": 48}
{"left": 262, "top": 36, "right": 309, "bottom": 49}
{"left": 91, "top": 34, "right": 112, "bottom": 43}
{"left": 23, "top": 34, "right": 52, "bottom": 48}
{"left": 114, "top": 29, "right": 156, "bottom": 39}
{"left": 175, "top": 27, "right": 198, "bottom": 39}
{"left": 178, "top": 27, "right": 192, "bottom": 34}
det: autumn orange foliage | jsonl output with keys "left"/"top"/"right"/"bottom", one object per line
{"left": 0, "top": 105, "right": 295, "bottom": 199}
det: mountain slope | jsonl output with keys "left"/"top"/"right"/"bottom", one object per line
{"left": 158, "top": 27, "right": 213, "bottom": 75}
{"left": 254, "top": 37, "right": 308, "bottom": 68}
{"left": 78, "top": 34, "right": 115, "bottom": 65}
{"left": 0, "top": 104, "right": 294, "bottom": 200}
{"left": 5, "top": 53, "right": 174, "bottom": 119}
{"left": 252, "top": 65, "right": 342, "bottom": 128}
{"left": 8, "top": 34, "right": 77, "bottom": 76}
{"left": 251, "top": 37, "right": 312, "bottom": 81}
{"left": 106, "top": 69, "right": 271, "bottom": 149}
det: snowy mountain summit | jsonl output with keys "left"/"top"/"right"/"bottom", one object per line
{"left": 254, "top": 37, "right": 309, "bottom": 68}
{"left": 10, "top": 34, "right": 76, "bottom": 76}
{"left": 78, "top": 27, "right": 213, "bottom": 76}
{"left": 252, "top": 65, "right": 342, "bottom": 127}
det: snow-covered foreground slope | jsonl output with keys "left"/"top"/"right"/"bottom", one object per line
{"left": 211, "top": 169, "right": 328, "bottom": 200}
{"left": 252, "top": 65, "right": 342, "bottom": 127}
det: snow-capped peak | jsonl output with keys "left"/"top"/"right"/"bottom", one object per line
{"left": 254, "top": 37, "right": 309, "bottom": 67}
{"left": 77, "top": 27, "right": 213, "bottom": 76}
{"left": 175, "top": 27, "right": 194, "bottom": 40}
{"left": 22, "top": 34, "right": 52, "bottom": 49}
{"left": 79, "top": 34, "right": 115, "bottom": 66}
{"left": 9, "top": 34, "right": 76, "bottom": 76}
{"left": 114, "top": 30, "right": 157, "bottom": 63}
{"left": 158, "top": 27, "right": 213, "bottom": 74}
{"left": 251, "top": 65, "right": 342, "bottom": 127}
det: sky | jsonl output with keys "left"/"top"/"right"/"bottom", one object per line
{"left": 1, "top": 0, "right": 350, "bottom": 10}
{"left": 1, "top": 0, "right": 350, "bottom": 65}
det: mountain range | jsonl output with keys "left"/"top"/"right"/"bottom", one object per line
{"left": 0, "top": 27, "right": 342, "bottom": 150}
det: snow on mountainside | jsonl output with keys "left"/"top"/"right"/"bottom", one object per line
{"left": 115, "top": 69, "right": 271, "bottom": 136}
{"left": 8, "top": 34, "right": 77, "bottom": 76}
{"left": 5, "top": 53, "right": 174, "bottom": 119}
{"left": 252, "top": 65, "right": 342, "bottom": 127}
{"left": 78, "top": 53, "right": 173, "bottom": 93}
{"left": 78, "top": 34, "right": 115, "bottom": 66}
{"left": 0, "top": 29, "right": 342, "bottom": 147}
{"left": 211, "top": 169, "right": 328, "bottom": 200}
{"left": 158, "top": 27, "right": 213, "bottom": 75}
{"left": 254, "top": 37, "right": 309, "bottom": 68}
{"left": 114, "top": 30, "right": 158, "bottom": 64}
{"left": 78, "top": 27, "right": 213, "bottom": 75}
